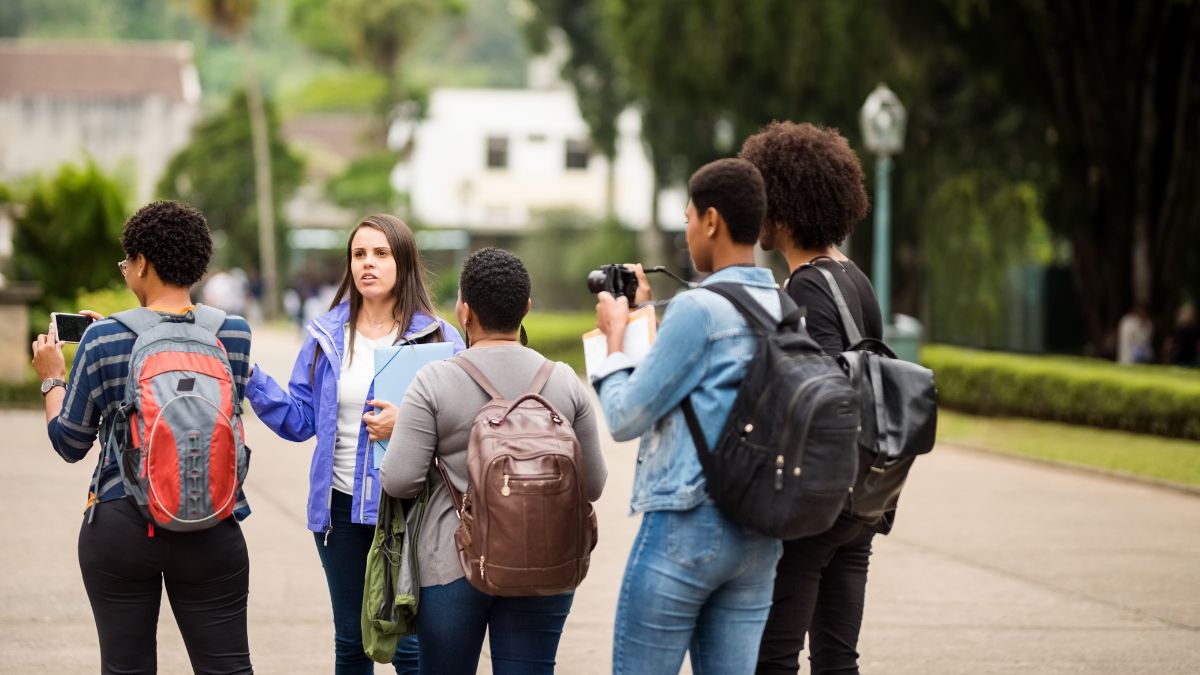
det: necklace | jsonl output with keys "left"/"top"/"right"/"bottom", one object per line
{"left": 360, "top": 311, "right": 396, "bottom": 330}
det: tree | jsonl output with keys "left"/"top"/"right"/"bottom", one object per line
{"left": 920, "top": 0, "right": 1200, "bottom": 357}
{"left": 192, "top": 0, "right": 283, "bottom": 318}
{"left": 524, "top": 0, "right": 631, "bottom": 217}
{"left": 289, "top": 0, "right": 464, "bottom": 143}
{"left": 9, "top": 160, "right": 129, "bottom": 313}
{"left": 158, "top": 90, "right": 303, "bottom": 276}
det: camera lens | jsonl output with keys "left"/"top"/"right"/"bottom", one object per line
{"left": 586, "top": 270, "right": 608, "bottom": 294}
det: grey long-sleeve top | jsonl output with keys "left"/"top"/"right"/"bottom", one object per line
{"left": 380, "top": 345, "right": 607, "bottom": 587}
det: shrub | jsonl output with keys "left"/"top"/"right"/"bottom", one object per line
{"left": 522, "top": 311, "right": 596, "bottom": 374}
{"left": 922, "top": 345, "right": 1200, "bottom": 440}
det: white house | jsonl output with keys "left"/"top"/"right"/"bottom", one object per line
{"left": 389, "top": 87, "right": 685, "bottom": 233}
{"left": 0, "top": 39, "right": 201, "bottom": 202}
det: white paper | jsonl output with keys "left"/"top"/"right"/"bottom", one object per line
{"left": 582, "top": 306, "right": 657, "bottom": 379}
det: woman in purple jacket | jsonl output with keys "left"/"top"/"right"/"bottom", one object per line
{"left": 245, "top": 214, "right": 464, "bottom": 674}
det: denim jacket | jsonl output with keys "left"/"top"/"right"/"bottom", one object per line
{"left": 593, "top": 265, "right": 781, "bottom": 514}
{"left": 245, "top": 302, "right": 464, "bottom": 533}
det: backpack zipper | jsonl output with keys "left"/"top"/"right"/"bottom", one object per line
{"left": 777, "top": 373, "right": 842, "bottom": 490}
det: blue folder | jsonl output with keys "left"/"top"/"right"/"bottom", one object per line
{"left": 371, "top": 342, "right": 455, "bottom": 467}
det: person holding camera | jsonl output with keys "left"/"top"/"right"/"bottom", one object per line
{"left": 243, "top": 214, "right": 462, "bottom": 674}
{"left": 32, "top": 200, "right": 254, "bottom": 674}
{"left": 592, "top": 158, "right": 783, "bottom": 674}
{"left": 740, "top": 122, "right": 881, "bottom": 675}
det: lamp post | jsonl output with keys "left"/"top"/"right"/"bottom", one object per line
{"left": 860, "top": 83, "right": 907, "bottom": 327}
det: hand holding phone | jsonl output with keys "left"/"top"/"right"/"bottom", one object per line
{"left": 51, "top": 312, "right": 96, "bottom": 343}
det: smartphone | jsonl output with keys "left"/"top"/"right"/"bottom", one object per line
{"left": 52, "top": 312, "right": 95, "bottom": 343}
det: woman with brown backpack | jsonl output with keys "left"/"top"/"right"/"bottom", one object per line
{"left": 380, "top": 247, "right": 607, "bottom": 674}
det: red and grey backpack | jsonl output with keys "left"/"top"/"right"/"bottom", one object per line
{"left": 94, "top": 305, "right": 250, "bottom": 531}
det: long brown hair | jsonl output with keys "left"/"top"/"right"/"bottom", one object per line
{"left": 332, "top": 214, "right": 438, "bottom": 364}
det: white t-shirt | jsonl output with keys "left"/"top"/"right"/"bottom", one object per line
{"left": 333, "top": 326, "right": 398, "bottom": 494}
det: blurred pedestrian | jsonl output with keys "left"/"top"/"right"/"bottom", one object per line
{"left": 1169, "top": 303, "right": 1199, "bottom": 367}
{"left": 1117, "top": 305, "right": 1154, "bottom": 364}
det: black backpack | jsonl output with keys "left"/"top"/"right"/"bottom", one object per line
{"left": 680, "top": 283, "right": 861, "bottom": 540}
{"left": 804, "top": 262, "right": 938, "bottom": 526}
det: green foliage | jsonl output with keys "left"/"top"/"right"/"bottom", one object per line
{"left": 282, "top": 70, "right": 389, "bottom": 114}
{"left": 326, "top": 152, "right": 400, "bottom": 211}
{"left": 9, "top": 160, "right": 130, "bottom": 315}
{"left": 522, "top": 311, "right": 596, "bottom": 373}
{"left": 28, "top": 285, "right": 139, "bottom": 365}
{"left": 158, "top": 89, "right": 304, "bottom": 271}
{"left": 923, "top": 176, "right": 1051, "bottom": 345}
{"left": 938, "top": 410, "right": 1200, "bottom": 489}
{"left": 525, "top": 0, "right": 628, "bottom": 160}
{"left": 288, "top": 0, "right": 464, "bottom": 135}
{"left": 923, "top": 344, "right": 1200, "bottom": 440}
{"left": 520, "top": 210, "right": 640, "bottom": 311}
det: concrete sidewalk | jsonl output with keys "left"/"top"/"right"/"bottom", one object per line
{"left": 2, "top": 324, "right": 1197, "bottom": 673}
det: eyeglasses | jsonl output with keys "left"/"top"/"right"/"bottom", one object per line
{"left": 117, "top": 258, "right": 130, "bottom": 274}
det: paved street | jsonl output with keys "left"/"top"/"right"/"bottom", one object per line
{"left": 2, "top": 325, "right": 1197, "bottom": 674}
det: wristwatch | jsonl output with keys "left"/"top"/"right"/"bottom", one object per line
{"left": 40, "top": 378, "right": 66, "bottom": 396}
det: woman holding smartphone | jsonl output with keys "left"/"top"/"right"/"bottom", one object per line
{"left": 244, "top": 214, "right": 464, "bottom": 674}
{"left": 32, "top": 200, "right": 255, "bottom": 674}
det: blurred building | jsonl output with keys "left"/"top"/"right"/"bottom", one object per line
{"left": 0, "top": 39, "right": 201, "bottom": 202}
{"left": 388, "top": 87, "right": 684, "bottom": 233}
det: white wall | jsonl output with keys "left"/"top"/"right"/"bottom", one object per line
{"left": 393, "top": 88, "right": 683, "bottom": 232}
{"left": 0, "top": 93, "right": 197, "bottom": 202}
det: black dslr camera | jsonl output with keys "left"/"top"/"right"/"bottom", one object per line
{"left": 587, "top": 264, "right": 640, "bottom": 304}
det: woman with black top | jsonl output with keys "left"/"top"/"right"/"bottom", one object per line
{"left": 740, "top": 122, "right": 883, "bottom": 675}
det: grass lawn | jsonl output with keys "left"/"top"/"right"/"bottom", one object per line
{"left": 937, "top": 410, "right": 1200, "bottom": 488}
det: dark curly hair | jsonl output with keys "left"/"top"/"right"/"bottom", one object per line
{"left": 460, "top": 247, "right": 531, "bottom": 332}
{"left": 687, "top": 158, "right": 766, "bottom": 245}
{"left": 121, "top": 200, "right": 213, "bottom": 287}
{"left": 739, "top": 122, "right": 870, "bottom": 249}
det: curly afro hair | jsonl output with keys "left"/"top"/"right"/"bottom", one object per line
{"left": 121, "top": 200, "right": 213, "bottom": 287}
{"left": 687, "top": 158, "right": 767, "bottom": 245}
{"left": 460, "top": 247, "right": 531, "bottom": 332}
{"left": 739, "top": 122, "right": 870, "bottom": 250}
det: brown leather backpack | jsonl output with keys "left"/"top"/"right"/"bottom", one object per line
{"left": 435, "top": 356, "right": 597, "bottom": 596}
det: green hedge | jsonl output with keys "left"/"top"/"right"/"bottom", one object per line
{"left": 523, "top": 312, "right": 596, "bottom": 374}
{"left": 922, "top": 345, "right": 1200, "bottom": 440}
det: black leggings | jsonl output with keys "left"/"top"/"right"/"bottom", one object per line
{"left": 757, "top": 515, "right": 876, "bottom": 675}
{"left": 78, "top": 498, "right": 253, "bottom": 675}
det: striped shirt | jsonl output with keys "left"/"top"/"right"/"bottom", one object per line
{"left": 47, "top": 311, "right": 253, "bottom": 518}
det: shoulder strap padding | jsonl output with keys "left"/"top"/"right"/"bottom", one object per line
{"left": 452, "top": 355, "right": 557, "bottom": 400}
{"left": 702, "top": 283, "right": 791, "bottom": 333}
{"left": 805, "top": 263, "right": 864, "bottom": 345}
{"left": 527, "top": 359, "right": 556, "bottom": 395}
{"left": 192, "top": 304, "right": 227, "bottom": 335}
{"left": 452, "top": 355, "right": 504, "bottom": 400}
{"left": 110, "top": 307, "right": 163, "bottom": 336}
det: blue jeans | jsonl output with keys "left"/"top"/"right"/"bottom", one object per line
{"left": 416, "top": 577, "right": 574, "bottom": 675}
{"left": 314, "top": 489, "right": 419, "bottom": 674}
{"left": 613, "top": 504, "right": 783, "bottom": 675}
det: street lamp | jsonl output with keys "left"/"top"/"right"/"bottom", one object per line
{"left": 860, "top": 83, "right": 906, "bottom": 328}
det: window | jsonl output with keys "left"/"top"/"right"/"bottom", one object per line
{"left": 486, "top": 136, "right": 508, "bottom": 169}
{"left": 565, "top": 139, "right": 590, "bottom": 170}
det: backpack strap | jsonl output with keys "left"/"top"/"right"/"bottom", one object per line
{"left": 109, "top": 307, "right": 163, "bottom": 336}
{"left": 526, "top": 359, "right": 556, "bottom": 395}
{"left": 192, "top": 304, "right": 227, "bottom": 335}
{"left": 433, "top": 456, "right": 465, "bottom": 514}
{"left": 702, "top": 283, "right": 801, "bottom": 333}
{"left": 451, "top": 355, "right": 504, "bottom": 400}
{"left": 804, "top": 262, "right": 864, "bottom": 345}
